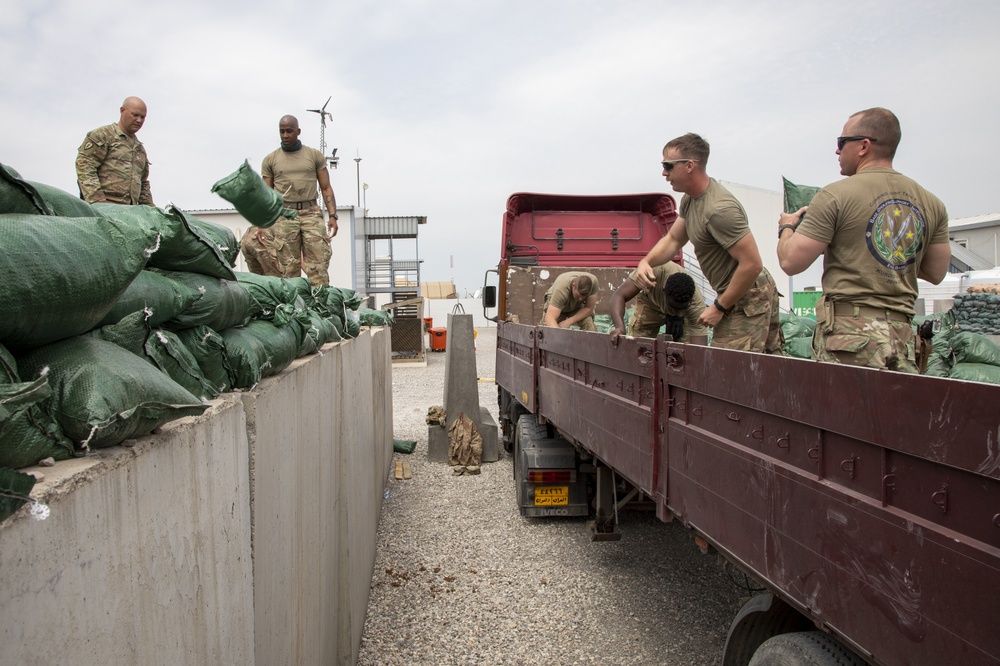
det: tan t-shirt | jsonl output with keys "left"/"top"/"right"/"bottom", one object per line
{"left": 261, "top": 145, "right": 326, "bottom": 204}
{"left": 796, "top": 167, "right": 949, "bottom": 314}
{"left": 544, "top": 271, "right": 598, "bottom": 315}
{"left": 627, "top": 263, "right": 708, "bottom": 336}
{"left": 679, "top": 179, "right": 750, "bottom": 294}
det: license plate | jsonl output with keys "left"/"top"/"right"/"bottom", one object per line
{"left": 534, "top": 486, "right": 568, "bottom": 506}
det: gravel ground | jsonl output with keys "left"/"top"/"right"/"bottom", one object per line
{"left": 358, "top": 327, "right": 747, "bottom": 665}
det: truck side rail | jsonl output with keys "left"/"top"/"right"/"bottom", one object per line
{"left": 496, "top": 322, "right": 1000, "bottom": 666}
{"left": 659, "top": 342, "right": 1000, "bottom": 666}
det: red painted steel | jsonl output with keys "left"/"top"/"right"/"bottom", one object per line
{"left": 496, "top": 323, "right": 1000, "bottom": 665}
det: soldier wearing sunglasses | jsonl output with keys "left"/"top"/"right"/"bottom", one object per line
{"left": 776, "top": 107, "right": 950, "bottom": 373}
{"left": 635, "top": 133, "right": 784, "bottom": 354}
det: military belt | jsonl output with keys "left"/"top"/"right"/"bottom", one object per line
{"left": 284, "top": 200, "right": 316, "bottom": 210}
{"left": 831, "top": 302, "right": 910, "bottom": 323}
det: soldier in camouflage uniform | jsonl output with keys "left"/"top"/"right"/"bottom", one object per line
{"left": 609, "top": 263, "right": 708, "bottom": 342}
{"left": 777, "top": 108, "right": 950, "bottom": 373}
{"left": 250, "top": 115, "right": 338, "bottom": 286}
{"left": 75, "top": 96, "right": 153, "bottom": 205}
{"left": 635, "top": 133, "right": 783, "bottom": 354}
{"left": 540, "top": 271, "right": 599, "bottom": 331}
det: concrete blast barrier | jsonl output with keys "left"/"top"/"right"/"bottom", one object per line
{"left": 0, "top": 328, "right": 393, "bottom": 666}
{"left": 427, "top": 312, "right": 498, "bottom": 463}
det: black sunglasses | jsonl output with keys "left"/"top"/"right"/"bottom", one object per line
{"left": 837, "top": 135, "right": 878, "bottom": 151}
{"left": 661, "top": 159, "right": 698, "bottom": 171}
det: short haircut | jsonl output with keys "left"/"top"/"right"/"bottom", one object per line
{"left": 575, "top": 275, "right": 594, "bottom": 298}
{"left": 849, "top": 107, "right": 901, "bottom": 159}
{"left": 664, "top": 133, "right": 710, "bottom": 166}
{"left": 664, "top": 272, "right": 695, "bottom": 304}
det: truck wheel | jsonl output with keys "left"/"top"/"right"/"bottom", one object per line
{"left": 747, "top": 631, "right": 866, "bottom": 666}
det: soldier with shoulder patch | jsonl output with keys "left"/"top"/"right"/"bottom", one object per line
{"left": 777, "top": 107, "right": 950, "bottom": 373}
{"left": 76, "top": 96, "right": 153, "bottom": 205}
{"left": 241, "top": 114, "right": 338, "bottom": 286}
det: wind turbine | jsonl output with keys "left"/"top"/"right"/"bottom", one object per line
{"left": 307, "top": 96, "right": 338, "bottom": 170}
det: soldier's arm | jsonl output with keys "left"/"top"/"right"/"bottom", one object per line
{"left": 75, "top": 134, "right": 109, "bottom": 202}
{"left": 610, "top": 280, "right": 639, "bottom": 337}
{"left": 918, "top": 242, "right": 951, "bottom": 284}
{"left": 139, "top": 163, "right": 153, "bottom": 206}
{"left": 637, "top": 218, "right": 688, "bottom": 288}
{"left": 317, "top": 166, "right": 338, "bottom": 236}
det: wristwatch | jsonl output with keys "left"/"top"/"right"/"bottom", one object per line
{"left": 714, "top": 298, "right": 735, "bottom": 316}
{"left": 778, "top": 224, "right": 797, "bottom": 238}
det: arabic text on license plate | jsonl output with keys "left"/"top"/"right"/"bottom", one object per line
{"left": 534, "top": 486, "right": 568, "bottom": 506}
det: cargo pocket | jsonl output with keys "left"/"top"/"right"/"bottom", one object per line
{"left": 739, "top": 285, "right": 771, "bottom": 317}
{"left": 824, "top": 334, "right": 869, "bottom": 354}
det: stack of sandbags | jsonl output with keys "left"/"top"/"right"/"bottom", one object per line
{"left": 780, "top": 311, "right": 815, "bottom": 359}
{"left": 951, "top": 285, "right": 1000, "bottom": 335}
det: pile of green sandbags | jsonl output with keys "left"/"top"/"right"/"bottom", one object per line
{"left": 951, "top": 291, "right": 1000, "bottom": 335}
{"left": 921, "top": 311, "right": 1000, "bottom": 384}
{"left": 0, "top": 163, "right": 368, "bottom": 474}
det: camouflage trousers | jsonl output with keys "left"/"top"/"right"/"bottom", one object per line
{"left": 241, "top": 207, "right": 332, "bottom": 285}
{"left": 711, "top": 268, "right": 784, "bottom": 354}
{"left": 812, "top": 298, "right": 917, "bottom": 373}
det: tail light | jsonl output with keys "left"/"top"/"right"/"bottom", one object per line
{"left": 527, "top": 469, "right": 576, "bottom": 483}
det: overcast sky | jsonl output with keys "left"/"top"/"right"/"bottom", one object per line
{"left": 3, "top": 0, "right": 998, "bottom": 293}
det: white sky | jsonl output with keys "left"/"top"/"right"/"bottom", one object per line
{"left": 2, "top": 0, "right": 998, "bottom": 293}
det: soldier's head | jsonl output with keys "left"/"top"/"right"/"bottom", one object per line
{"left": 118, "top": 97, "right": 147, "bottom": 137}
{"left": 838, "top": 107, "right": 900, "bottom": 176}
{"left": 279, "top": 115, "right": 301, "bottom": 149}
{"left": 662, "top": 133, "right": 709, "bottom": 194}
{"left": 572, "top": 275, "right": 595, "bottom": 301}
{"left": 664, "top": 272, "right": 696, "bottom": 310}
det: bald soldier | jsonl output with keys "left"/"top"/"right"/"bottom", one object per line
{"left": 76, "top": 96, "right": 153, "bottom": 205}
{"left": 240, "top": 115, "right": 338, "bottom": 286}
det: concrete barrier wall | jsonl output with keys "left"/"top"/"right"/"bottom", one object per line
{"left": 0, "top": 328, "right": 392, "bottom": 665}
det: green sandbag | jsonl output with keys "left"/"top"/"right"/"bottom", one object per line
{"left": 948, "top": 362, "right": 1000, "bottom": 385}
{"left": 89, "top": 311, "right": 219, "bottom": 401}
{"left": 234, "top": 272, "right": 301, "bottom": 314}
{"left": 0, "top": 467, "right": 37, "bottom": 523}
{"left": 0, "top": 163, "right": 52, "bottom": 214}
{"left": 176, "top": 326, "right": 233, "bottom": 394}
{"left": 221, "top": 320, "right": 301, "bottom": 388}
{"left": 782, "top": 177, "right": 821, "bottom": 213}
{"left": 784, "top": 337, "right": 814, "bottom": 360}
{"left": 780, "top": 311, "right": 815, "bottom": 340}
{"left": 393, "top": 439, "right": 416, "bottom": 454}
{"left": 343, "top": 310, "right": 361, "bottom": 339}
{"left": 358, "top": 307, "right": 394, "bottom": 327}
{"left": 210, "top": 160, "right": 295, "bottom": 229}
{"left": 0, "top": 214, "right": 158, "bottom": 350}
{"left": 183, "top": 212, "right": 239, "bottom": 268}
{"left": 153, "top": 270, "right": 262, "bottom": 332}
{"left": 0, "top": 344, "right": 75, "bottom": 469}
{"left": 97, "top": 270, "right": 204, "bottom": 328}
{"left": 16, "top": 336, "right": 207, "bottom": 450}
{"left": 93, "top": 203, "right": 236, "bottom": 280}
{"left": 950, "top": 331, "right": 1000, "bottom": 366}
{"left": 146, "top": 329, "right": 221, "bottom": 400}
{"left": 592, "top": 313, "right": 612, "bottom": 334}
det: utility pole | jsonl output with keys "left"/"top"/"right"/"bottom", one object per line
{"left": 354, "top": 155, "right": 362, "bottom": 209}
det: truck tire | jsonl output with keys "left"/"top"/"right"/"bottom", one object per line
{"left": 747, "top": 631, "right": 866, "bottom": 666}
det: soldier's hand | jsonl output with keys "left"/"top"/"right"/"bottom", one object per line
{"left": 635, "top": 259, "right": 656, "bottom": 289}
{"left": 328, "top": 218, "right": 339, "bottom": 236}
{"left": 609, "top": 327, "right": 623, "bottom": 347}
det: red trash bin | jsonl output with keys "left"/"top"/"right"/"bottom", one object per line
{"left": 429, "top": 327, "right": 447, "bottom": 352}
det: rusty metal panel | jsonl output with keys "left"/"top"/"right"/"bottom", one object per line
{"left": 536, "top": 327, "right": 656, "bottom": 493}
{"left": 496, "top": 322, "right": 536, "bottom": 413}
{"left": 659, "top": 343, "right": 1000, "bottom": 665}
{"left": 503, "top": 265, "right": 633, "bottom": 324}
